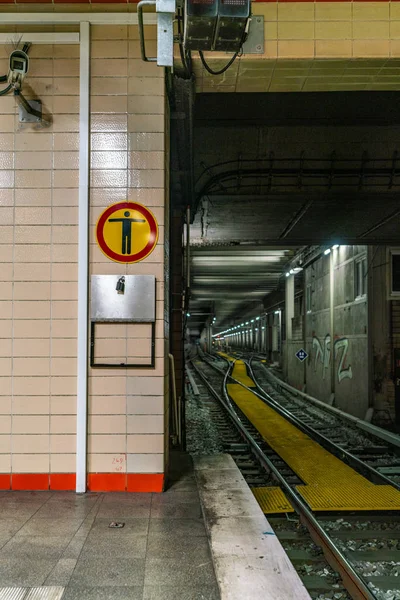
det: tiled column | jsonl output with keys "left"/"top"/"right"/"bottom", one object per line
{"left": 88, "top": 25, "right": 168, "bottom": 492}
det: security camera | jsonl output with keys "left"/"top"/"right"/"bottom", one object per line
{"left": 8, "top": 50, "right": 29, "bottom": 88}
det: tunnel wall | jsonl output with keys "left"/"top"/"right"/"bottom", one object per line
{"left": 291, "top": 246, "right": 369, "bottom": 418}
{"left": 232, "top": 245, "right": 370, "bottom": 420}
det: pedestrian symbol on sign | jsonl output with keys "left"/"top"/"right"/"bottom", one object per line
{"left": 296, "top": 348, "right": 308, "bottom": 362}
{"left": 108, "top": 211, "right": 146, "bottom": 255}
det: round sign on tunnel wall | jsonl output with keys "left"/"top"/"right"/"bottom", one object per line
{"left": 96, "top": 201, "right": 159, "bottom": 264}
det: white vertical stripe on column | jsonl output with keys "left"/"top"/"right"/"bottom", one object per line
{"left": 76, "top": 21, "right": 90, "bottom": 493}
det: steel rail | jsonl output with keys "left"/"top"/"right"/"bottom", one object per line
{"left": 243, "top": 357, "right": 400, "bottom": 492}
{"left": 256, "top": 360, "right": 400, "bottom": 450}
{"left": 191, "top": 356, "right": 377, "bottom": 600}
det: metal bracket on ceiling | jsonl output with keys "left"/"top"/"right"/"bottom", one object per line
{"left": 242, "top": 16, "right": 264, "bottom": 55}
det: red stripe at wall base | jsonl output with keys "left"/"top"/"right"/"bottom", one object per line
{"left": 12, "top": 474, "right": 49, "bottom": 490}
{"left": 127, "top": 473, "right": 164, "bottom": 492}
{"left": 87, "top": 473, "right": 127, "bottom": 492}
{"left": 0, "top": 475, "right": 11, "bottom": 490}
{"left": 4, "top": 473, "right": 165, "bottom": 492}
{"left": 50, "top": 474, "right": 76, "bottom": 490}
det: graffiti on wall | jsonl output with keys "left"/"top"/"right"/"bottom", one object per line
{"left": 312, "top": 334, "right": 353, "bottom": 382}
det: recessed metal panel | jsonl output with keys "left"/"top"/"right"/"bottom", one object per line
{"left": 91, "top": 275, "right": 156, "bottom": 322}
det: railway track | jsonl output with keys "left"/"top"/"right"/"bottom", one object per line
{"left": 249, "top": 357, "right": 400, "bottom": 489}
{"left": 186, "top": 353, "right": 400, "bottom": 600}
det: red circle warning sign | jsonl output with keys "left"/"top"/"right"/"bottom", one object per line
{"left": 96, "top": 201, "right": 159, "bottom": 264}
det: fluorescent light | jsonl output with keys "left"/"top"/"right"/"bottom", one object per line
{"left": 332, "top": 244, "right": 339, "bottom": 250}
{"left": 274, "top": 310, "right": 280, "bottom": 314}
{"left": 324, "top": 248, "right": 331, "bottom": 255}
{"left": 285, "top": 272, "right": 290, "bottom": 277}
{"left": 186, "top": 313, "right": 190, "bottom": 317}
{"left": 256, "top": 316, "right": 260, "bottom": 320}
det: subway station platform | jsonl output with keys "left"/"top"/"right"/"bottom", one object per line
{"left": 0, "top": 453, "right": 220, "bottom": 600}
{"left": 0, "top": 452, "right": 309, "bottom": 600}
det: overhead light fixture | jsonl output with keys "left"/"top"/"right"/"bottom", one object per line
{"left": 285, "top": 272, "right": 290, "bottom": 277}
{"left": 274, "top": 310, "right": 280, "bottom": 314}
{"left": 186, "top": 313, "right": 190, "bottom": 317}
{"left": 332, "top": 244, "right": 339, "bottom": 250}
{"left": 256, "top": 316, "right": 260, "bottom": 321}
{"left": 324, "top": 248, "right": 331, "bottom": 255}
{"left": 292, "top": 267, "right": 303, "bottom": 273}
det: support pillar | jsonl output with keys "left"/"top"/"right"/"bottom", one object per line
{"left": 285, "top": 275, "right": 295, "bottom": 378}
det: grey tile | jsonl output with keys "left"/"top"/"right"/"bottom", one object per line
{"left": 62, "top": 586, "right": 143, "bottom": 600}
{"left": 47, "top": 492, "right": 99, "bottom": 503}
{"left": 0, "top": 519, "right": 27, "bottom": 537}
{"left": 143, "top": 585, "right": 220, "bottom": 600}
{"left": 149, "top": 518, "right": 206, "bottom": 538}
{"left": 69, "top": 555, "right": 145, "bottom": 587}
{"left": 96, "top": 504, "right": 151, "bottom": 519}
{"left": 1, "top": 492, "right": 52, "bottom": 501}
{"left": 146, "top": 534, "right": 213, "bottom": 560}
{"left": 151, "top": 491, "right": 199, "bottom": 505}
{"left": 81, "top": 534, "right": 147, "bottom": 558}
{"left": 0, "top": 536, "right": 70, "bottom": 559}
{"left": 0, "top": 533, "right": 18, "bottom": 549}
{"left": 101, "top": 493, "right": 152, "bottom": 505}
{"left": 0, "top": 557, "right": 58, "bottom": 586}
{"left": 0, "top": 507, "right": 40, "bottom": 518}
{"left": 88, "top": 518, "right": 149, "bottom": 537}
{"left": 35, "top": 506, "right": 94, "bottom": 519}
{"left": 14, "top": 519, "right": 83, "bottom": 538}
{"left": 150, "top": 503, "right": 202, "bottom": 519}
{"left": 62, "top": 537, "right": 87, "bottom": 560}
{"left": 144, "top": 557, "right": 217, "bottom": 587}
{"left": 44, "top": 558, "right": 77, "bottom": 586}
{"left": 165, "top": 477, "right": 198, "bottom": 492}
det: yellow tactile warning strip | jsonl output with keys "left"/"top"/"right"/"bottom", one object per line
{"left": 222, "top": 356, "right": 400, "bottom": 511}
{"left": 217, "top": 352, "right": 255, "bottom": 387}
{"left": 231, "top": 362, "right": 255, "bottom": 388}
{"left": 252, "top": 486, "right": 294, "bottom": 514}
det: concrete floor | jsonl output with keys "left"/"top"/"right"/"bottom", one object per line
{"left": 0, "top": 455, "right": 220, "bottom": 600}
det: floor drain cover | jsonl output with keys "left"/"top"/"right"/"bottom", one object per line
{"left": 109, "top": 522, "right": 125, "bottom": 528}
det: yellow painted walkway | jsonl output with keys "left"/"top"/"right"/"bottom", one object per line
{"left": 221, "top": 355, "right": 400, "bottom": 512}
{"left": 217, "top": 352, "right": 255, "bottom": 387}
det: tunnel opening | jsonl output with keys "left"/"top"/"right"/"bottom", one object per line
{"left": 182, "top": 91, "right": 400, "bottom": 441}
